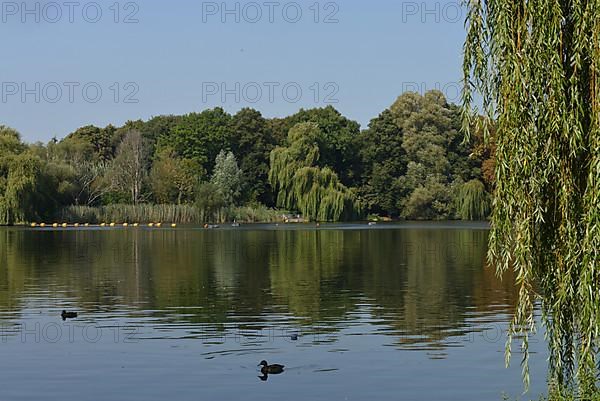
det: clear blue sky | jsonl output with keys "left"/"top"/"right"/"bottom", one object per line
{"left": 1, "top": 0, "right": 466, "bottom": 142}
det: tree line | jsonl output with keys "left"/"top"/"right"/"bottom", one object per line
{"left": 0, "top": 90, "right": 495, "bottom": 224}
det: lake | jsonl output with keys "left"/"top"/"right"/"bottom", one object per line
{"left": 0, "top": 223, "right": 547, "bottom": 401}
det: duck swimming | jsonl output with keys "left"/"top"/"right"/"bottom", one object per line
{"left": 259, "top": 360, "right": 284, "bottom": 375}
{"left": 61, "top": 310, "right": 77, "bottom": 320}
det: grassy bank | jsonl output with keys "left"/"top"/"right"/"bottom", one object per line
{"left": 55, "top": 204, "right": 285, "bottom": 224}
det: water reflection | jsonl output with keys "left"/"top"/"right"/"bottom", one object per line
{"left": 0, "top": 225, "right": 517, "bottom": 352}
{"left": 0, "top": 225, "right": 548, "bottom": 401}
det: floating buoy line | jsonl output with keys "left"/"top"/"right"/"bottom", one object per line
{"left": 28, "top": 222, "right": 178, "bottom": 229}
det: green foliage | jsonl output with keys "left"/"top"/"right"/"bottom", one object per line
{"left": 271, "top": 106, "right": 361, "bottom": 186}
{"left": 390, "top": 91, "right": 458, "bottom": 219}
{"left": 401, "top": 179, "right": 453, "bottom": 220}
{"left": 540, "top": 389, "right": 600, "bottom": 401}
{"left": 469, "top": 121, "right": 497, "bottom": 188}
{"left": 230, "top": 204, "right": 282, "bottom": 223}
{"left": 41, "top": 136, "right": 100, "bottom": 206}
{"left": 210, "top": 150, "right": 242, "bottom": 207}
{"left": 158, "top": 108, "right": 233, "bottom": 173}
{"left": 269, "top": 123, "right": 360, "bottom": 221}
{"left": 231, "top": 108, "right": 276, "bottom": 204}
{"left": 195, "top": 182, "right": 227, "bottom": 223}
{"left": 463, "top": 0, "right": 600, "bottom": 396}
{"left": 150, "top": 147, "right": 202, "bottom": 204}
{"left": 65, "top": 125, "right": 116, "bottom": 161}
{"left": 59, "top": 204, "right": 198, "bottom": 224}
{"left": 357, "top": 109, "right": 407, "bottom": 216}
{"left": 0, "top": 152, "right": 41, "bottom": 224}
{"left": 0, "top": 127, "right": 42, "bottom": 224}
{"left": 456, "top": 179, "right": 490, "bottom": 221}
{"left": 195, "top": 150, "right": 243, "bottom": 223}
{"left": 0, "top": 126, "right": 26, "bottom": 154}
{"left": 132, "top": 115, "right": 183, "bottom": 158}
{"left": 2, "top": 94, "right": 493, "bottom": 223}
{"left": 110, "top": 130, "right": 148, "bottom": 204}
{"left": 357, "top": 92, "right": 486, "bottom": 220}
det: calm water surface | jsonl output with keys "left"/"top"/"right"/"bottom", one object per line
{"left": 0, "top": 223, "right": 547, "bottom": 401}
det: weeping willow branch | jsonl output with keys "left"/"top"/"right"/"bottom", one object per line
{"left": 0, "top": 152, "right": 40, "bottom": 225}
{"left": 269, "top": 122, "right": 360, "bottom": 221}
{"left": 456, "top": 179, "right": 491, "bottom": 220}
{"left": 463, "top": 0, "right": 599, "bottom": 396}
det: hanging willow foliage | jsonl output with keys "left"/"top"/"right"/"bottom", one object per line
{"left": 463, "top": 0, "right": 599, "bottom": 397}
{"left": 457, "top": 179, "right": 491, "bottom": 220}
{"left": 0, "top": 153, "right": 40, "bottom": 225}
{"left": 269, "top": 122, "right": 359, "bottom": 221}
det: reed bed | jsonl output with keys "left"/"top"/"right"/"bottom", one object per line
{"left": 57, "top": 204, "right": 285, "bottom": 224}
{"left": 58, "top": 204, "right": 199, "bottom": 224}
{"left": 231, "top": 205, "right": 283, "bottom": 223}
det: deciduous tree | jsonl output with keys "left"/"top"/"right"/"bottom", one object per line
{"left": 111, "top": 130, "right": 148, "bottom": 205}
{"left": 464, "top": 1, "right": 600, "bottom": 396}
{"left": 269, "top": 123, "right": 359, "bottom": 221}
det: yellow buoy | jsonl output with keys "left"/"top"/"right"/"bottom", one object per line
{"left": 100, "top": 223, "right": 106, "bottom": 227}
{"left": 148, "top": 223, "right": 154, "bottom": 227}
{"left": 133, "top": 223, "right": 139, "bottom": 227}
{"left": 31, "top": 223, "right": 37, "bottom": 227}
{"left": 123, "top": 223, "right": 129, "bottom": 227}
{"left": 62, "top": 223, "right": 68, "bottom": 228}
{"left": 171, "top": 223, "right": 177, "bottom": 228}
{"left": 110, "top": 223, "right": 116, "bottom": 227}
{"left": 156, "top": 223, "right": 162, "bottom": 227}
{"left": 40, "top": 223, "right": 46, "bottom": 227}
{"left": 84, "top": 223, "right": 89, "bottom": 227}
{"left": 74, "top": 223, "right": 80, "bottom": 227}
{"left": 52, "top": 223, "right": 58, "bottom": 228}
